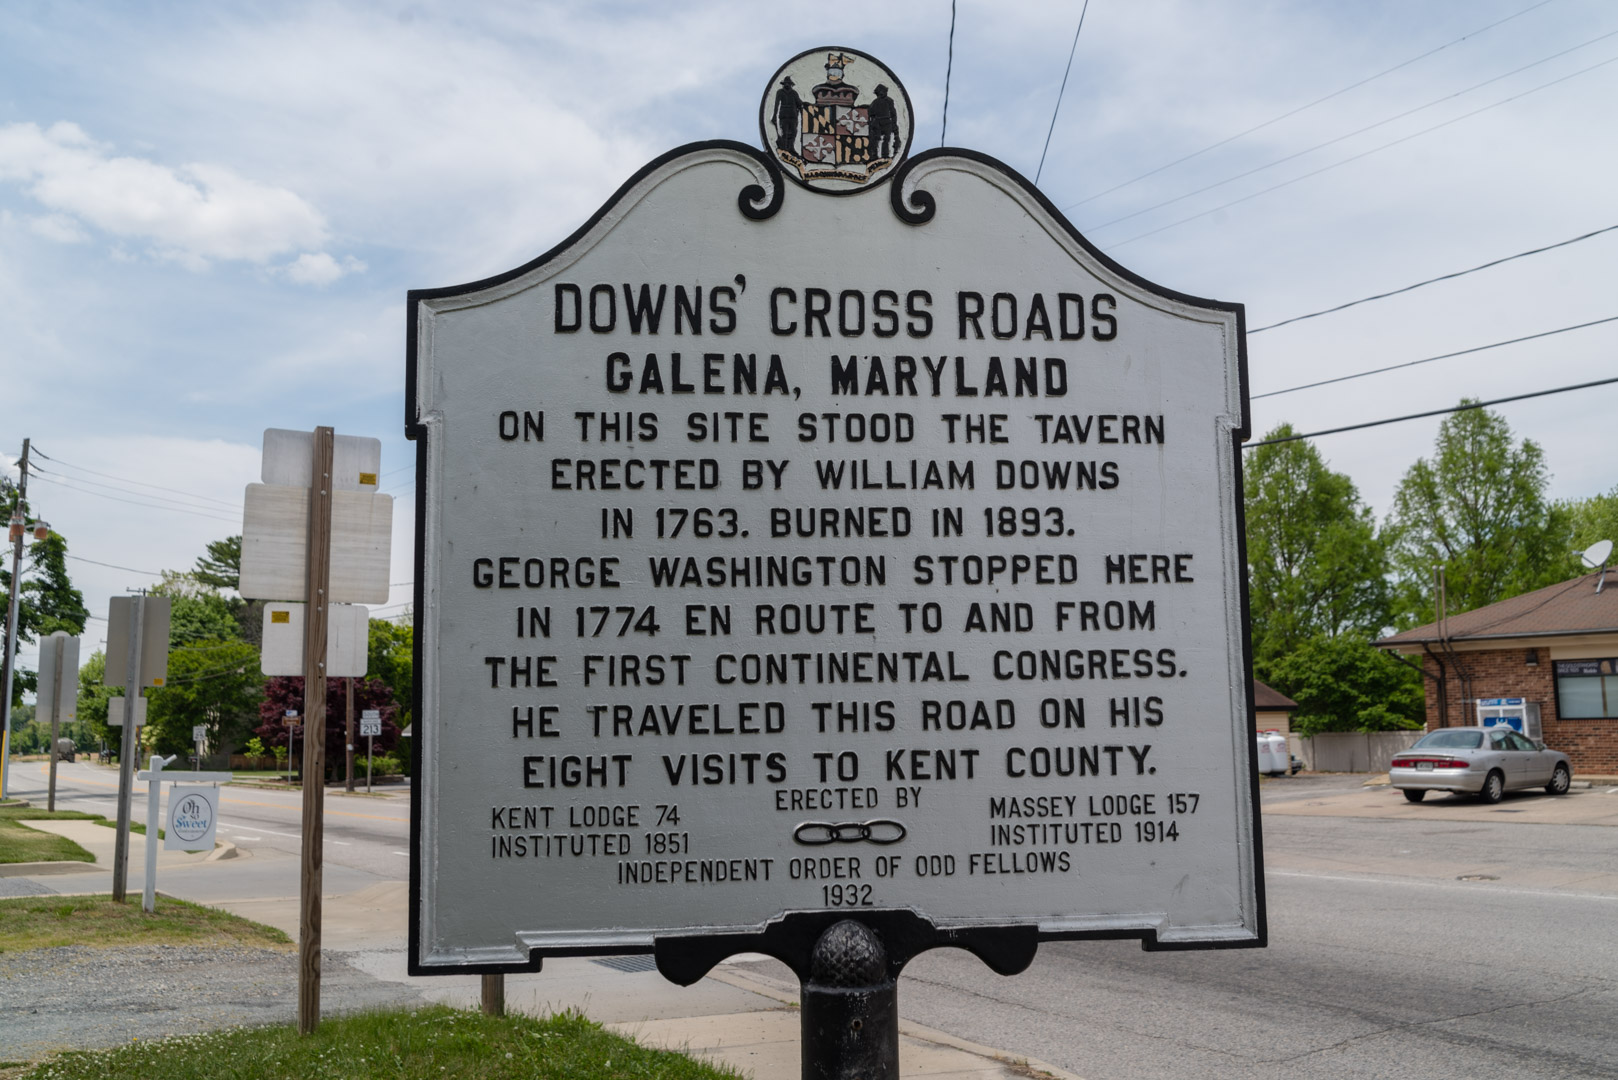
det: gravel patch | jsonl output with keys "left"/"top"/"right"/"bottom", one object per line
{"left": 0, "top": 878, "right": 57, "bottom": 897}
{"left": 0, "top": 945, "right": 425, "bottom": 1060}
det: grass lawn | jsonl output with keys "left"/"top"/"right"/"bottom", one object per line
{"left": 0, "top": 894, "right": 291, "bottom": 954}
{"left": 0, "top": 806, "right": 97, "bottom": 864}
{"left": 13, "top": 1006, "right": 740, "bottom": 1080}
{"left": 0, "top": 806, "right": 163, "bottom": 865}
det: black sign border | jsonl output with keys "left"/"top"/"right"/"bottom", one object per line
{"left": 405, "top": 139, "right": 1265, "bottom": 976}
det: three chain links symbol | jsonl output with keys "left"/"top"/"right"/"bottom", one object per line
{"left": 793, "top": 819, "right": 907, "bottom": 845}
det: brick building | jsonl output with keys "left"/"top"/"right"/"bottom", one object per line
{"left": 1376, "top": 569, "right": 1618, "bottom": 774}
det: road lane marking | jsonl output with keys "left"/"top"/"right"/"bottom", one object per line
{"left": 1271, "top": 869, "right": 1618, "bottom": 903}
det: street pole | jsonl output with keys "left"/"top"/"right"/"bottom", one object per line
{"left": 298, "top": 426, "right": 335, "bottom": 1036}
{"left": 112, "top": 592, "right": 145, "bottom": 902}
{"left": 0, "top": 437, "right": 31, "bottom": 800}
{"left": 367, "top": 733, "right": 373, "bottom": 793}
{"left": 47, "top": 636, "right": 64, "bottom": 811}
{"left": 344, "top": 676, "right": 354, "bottom": 792}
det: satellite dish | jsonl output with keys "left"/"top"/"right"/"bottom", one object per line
{"left": 1581, "top": 539, "right": 1613, "bottom": 569}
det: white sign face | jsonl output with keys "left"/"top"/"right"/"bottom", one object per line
{"left": 104, "top": 597, "right": 171, "bottom": 688}
{"left": 107, "top": 696, "right": 148, "bottom": 727}
{"left": 166, "top": 786, "right": 218, "bottom": 851}
{"left": 261, "top": 428, "right": 383, "bottom": 491}
{"left": 239, "top": 485, "right": 393, "bottom": 604}
{"left": 410, "top": 52, "right": 1258, "bottom": 971}
{"left": 35, "top": 632, "right": 80, "bottom": 720}
{"left": 192, "top": 725, "right": 208, "bottom": 742}
{"left": 360, "top": 716, "right": 383, "bottom": 737}
{"left": 260, "top": 602, "right": 370, "bottom": 677}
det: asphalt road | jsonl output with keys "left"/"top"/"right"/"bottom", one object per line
{"left": 11, "top": 764, "right": 1618, "bottom": 1077}
{"left": 886, "top": 775, "right": 1618, "bottom": 1080}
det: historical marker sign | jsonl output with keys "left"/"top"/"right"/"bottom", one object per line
{"left": 409, "top": 47, "right": 1260, "bottom": 973}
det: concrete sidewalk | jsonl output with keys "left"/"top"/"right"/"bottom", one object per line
{"left": 236, "top": 885, "right": 1079, "bottom": 1080}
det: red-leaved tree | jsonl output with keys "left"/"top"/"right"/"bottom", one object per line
{"left": 256, "top": 676, "right": 401, "bottom": 780}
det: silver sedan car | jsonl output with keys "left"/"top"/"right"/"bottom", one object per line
{"left": 1389, "top": 726, "right": 1572, "bottom": 804}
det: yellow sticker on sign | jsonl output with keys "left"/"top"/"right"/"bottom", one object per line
{"left": 359, "top": 472, "right": 377, "bottom": 485}
{"left": 152, "top": 677, "right": 164, "bottom": 686}
{"left": 271, "top": 610, "right": 291, "bottom": 623}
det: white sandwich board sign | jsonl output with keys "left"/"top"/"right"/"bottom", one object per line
{"left": 408, "top": 47, "right": 1261, "bottom": 974}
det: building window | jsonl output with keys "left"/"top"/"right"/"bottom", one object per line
{"left": 1554, "top": 659, "right": 1618, "bottom": 719}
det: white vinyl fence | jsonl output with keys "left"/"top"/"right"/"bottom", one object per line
{"left": 1291, "top": 731, "right": 1424, "bottom": 773}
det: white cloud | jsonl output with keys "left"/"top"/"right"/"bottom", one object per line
{"left": 0, "top": 120, "right": 328, "bottom": 263}
{"left": 26, "top": 213, "right": 88, "bottom": 243}
{"left": 284, "top": 251, "right": 367, "bottom": 286}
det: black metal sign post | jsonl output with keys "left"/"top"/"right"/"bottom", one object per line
{"left": 656, "top": 911, "right": 1038, "bottom": 1079}
{"left": 407, "top": 44, "right": 1263, "bottom": 1080}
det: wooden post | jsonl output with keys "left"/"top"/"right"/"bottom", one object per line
{"left": 298, "top": 426, "right": 335, "bottom": 1036}
{"left": 47, "top": 636, "right": 63, "bottom": 812}
{"left": 345, "top": 676, "right": 355, "bottom": 792}
{"left": 481, "top": 973, "right": 506, "bottom": 1017}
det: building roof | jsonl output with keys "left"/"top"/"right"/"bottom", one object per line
{"left": 1377, "top": 569, "right": 1618, "bottom": 647}
{"left": 1252, "top": 680, "right": 1298, "bottom": 711}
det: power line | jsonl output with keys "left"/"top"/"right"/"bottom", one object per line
{"left": 32, "top": 449, "right": 243, "bottom": 511}
{"left": 1252, "top": 315, "right": 1618, "bottom": 400}
{"left": 1245, "top": 375, "right": 1618, "bottom": 447}
{"left": 941, "top": 0, "right": 958, "bottom": 146}
{"left": 1083, "top": 27, "right": 1618, "bottom": 234}
{"left": 1063, "top": 0, "right": 1560, "bottom": 210}
{"left": 1107, "top": 52, "right": 1618, "bottom": 249}
{"left": 64, "top": 554, "right": 164, "bottom": 577}
{"left": 31, "top": 473, "right": 241, "bottom": 526}
{"left": 1250, "top": 224, "right": 1618, "bottom": 333}
{"left": 33, "top": 465, "right": 242, "bottom": 519}
{"left": 1035, "top": 0, "right": 1090, "bottom": 185}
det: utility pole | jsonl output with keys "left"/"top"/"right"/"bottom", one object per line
{"left": 298, "top": 427, "right": 335, "bottom": 1035}
{"left": 0, "top": 438, "right": 31, "bottom": 799}
{"left": 112, "top": 592, "right": 145, "bottom": 902}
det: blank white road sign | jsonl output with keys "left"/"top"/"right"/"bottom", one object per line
{"left": 260, "top": 602, "right": 370, "bottom": 677}
{"left": 35, "top": 632, "right": 80, "bottom": 720}
{"left": 107, "top": 696, "right": 148, "bottom": 726}
{"left": 261, "top": 428, "right": 383, "bottom": 491}
{"left": 238, "top": 485, "right": 393, "bottom": 604}
{"left": 105, "top": 597, "right": 171, "bottom": 689}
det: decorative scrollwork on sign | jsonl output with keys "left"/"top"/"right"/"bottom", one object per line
{"left": 793, "top": 819, "right": 908, "bottom": 846}
{"left": 889, "top": 152, "right": 937, "bottom": 225}
{"left": 734, "top": 145, "right": 786, "bottom": 221}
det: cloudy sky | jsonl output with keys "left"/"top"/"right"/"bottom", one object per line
{"left": 2, "top": 0, "right": 1614, "bottom": 683}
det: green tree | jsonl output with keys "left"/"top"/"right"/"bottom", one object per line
{"left": 144, "top": 639, "right": 263, "bottom": 757}
{"left": 368, "top": 619, "right": 414, "bottom": 725}
{"left": 1386, "top": 404, "right": 1574, "bottom": 625}
{"left": 1265, "top": 635, "right": 1425, "bottom": 735}
{"left": 153, "top": 571, "right": 241, "bottom": 644}
{"left": 75, "top": 651, "right": 118, "bottom": 756}
{"left": 1, "top": 479, "right": 90, "bottom": 703}
{"left": 193, "top": 535, "right": 241, "bottom": 591}
{"left": 1564, "top": 484, "right": 1618, "bottom": 556}
{"left": 1244, "top": 425, "right": 1389, "bottom": 677}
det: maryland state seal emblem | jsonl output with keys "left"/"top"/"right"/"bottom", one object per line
{"left": 760, "top": 46, "right": 914, "bottom": 194}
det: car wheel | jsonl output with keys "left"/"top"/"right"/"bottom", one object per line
{"left": 1546, "top": 764, "right": 1570, "bottom": 796}
{"left": 1480, "top": 770, "right": 1505, "bottom": 804}
{"left": 1402, "top": 788, "right": 1426, "bottom": 803}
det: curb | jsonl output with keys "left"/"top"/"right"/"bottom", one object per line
{"left": 707, "top": 964, "right": 1086, "bottom": 1080}
{"left": 0, "top": 859, "right": 99, "bottom": 877}
{"left": 206, "top": 840, "right": 237, "bottom": 862}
